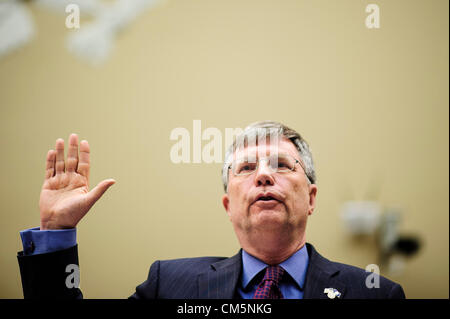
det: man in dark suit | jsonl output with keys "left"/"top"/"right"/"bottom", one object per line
{"left": 17, "top": 121, "right": 405, "bottom": 299}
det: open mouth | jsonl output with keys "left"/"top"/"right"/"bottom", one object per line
{"left": 256, "top": 196, "right": 278, "bottom": 202}
{"left": 252, "top": 193, "right": 283, "bottom": 210}
{"left": 253, "top": 192, "right": 283, "bottom": 204}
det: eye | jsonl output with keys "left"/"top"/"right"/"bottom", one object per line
{"left": 236, "top": 162, "right": 256, "bottom": 174}
{"left": 270, "top": 155, "right": 293, "bottom": 171}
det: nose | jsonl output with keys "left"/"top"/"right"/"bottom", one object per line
{"left": 254, "top": 160, "right": 275, "bottom": 187}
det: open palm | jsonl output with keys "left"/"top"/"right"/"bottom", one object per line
{"left": 39, "top": 134, "right": 115, "bottom": 230}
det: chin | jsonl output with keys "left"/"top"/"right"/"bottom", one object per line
{"left": 253, "top": 210, "right": 287, "bottom": 227}
{"left": 254, "top": 207, "right": 285, "bottom": 216}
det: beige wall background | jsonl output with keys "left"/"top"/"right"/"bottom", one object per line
{"left": 0, "top": 0, "right": 448, "bottom": 298}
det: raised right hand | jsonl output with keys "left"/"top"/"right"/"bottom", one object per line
{"left": 39, "top": 134, "right": 115, "bottom": 230}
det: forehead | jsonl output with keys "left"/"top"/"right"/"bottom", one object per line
{"left": 233, "top": 136, "right": 299, "bottom": 159}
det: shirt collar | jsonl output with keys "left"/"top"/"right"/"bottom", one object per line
{"left": 241, "top": 245, "right": 309, "bottom": 290}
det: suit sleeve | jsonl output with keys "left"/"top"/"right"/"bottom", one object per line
{"left": 17, "top": 245, "right": 83, "bottom": 299}
{"left": 129, "top": 260, "right": 160, "bottom": 299}
{"left": 387, "top": 283, "right": 406, "bottom": 299}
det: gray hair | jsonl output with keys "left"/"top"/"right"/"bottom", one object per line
{"left": 221, "top": 121, "right": 316, "bottom": 192}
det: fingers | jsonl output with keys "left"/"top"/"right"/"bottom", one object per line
{"left": 86, "top": 179, "right": 116, "bottom": 208}
{"left": 49, "top": 135, "right": 91, "bottom": 179}
{"left": 45, "top": 150, "right": 56, "bottom": 179}
{"left": 66, "top": 134, "right": 79, "bottom": 172}
{"left": 55, "top": 138, "right": 65, "bottom": 174}
{"left": 77, "top": 140, "right": 90, "bottom": 180}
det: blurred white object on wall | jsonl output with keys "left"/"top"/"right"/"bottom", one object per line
{"left": 341, "top": 200, "right": 381, "bottom": 235}
{"left": 37, "top": 0, "right": 164, "bottom": 66}
{"left": 0, "top": 1, "right": 34, "bottom": 58}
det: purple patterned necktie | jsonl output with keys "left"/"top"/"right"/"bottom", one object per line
{"left": 253, "top": 265, "right": 285, "bottom": 299}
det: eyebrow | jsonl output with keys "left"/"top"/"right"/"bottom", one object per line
{"left": 234, "top": 152, "right": 291, "bottom": 159}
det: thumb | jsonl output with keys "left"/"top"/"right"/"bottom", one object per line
{"left": 86, "top": 179, "right": 116, "bottom": 208}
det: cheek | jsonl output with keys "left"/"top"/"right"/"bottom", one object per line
{"left": 288, "top": 181, "right": 310, "bottom": 211}
{"left": 227, "top": 183, "right": 249, "bottom": 215}
{"left": 229, "top": 179, "right": 252, "bottom": 201}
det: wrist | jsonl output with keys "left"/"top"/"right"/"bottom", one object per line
{"left": 40, "top": 222, "right": 53, "bottom": 230}
{"left": 40, "top": 220, "right": 73, "bottom": 230}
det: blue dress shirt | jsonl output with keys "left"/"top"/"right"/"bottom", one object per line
{"left": 20, "top": 227, "right": 76, "bottom": 255}
{"left": 237, "top": 245, "right": 309, "bottom": 299}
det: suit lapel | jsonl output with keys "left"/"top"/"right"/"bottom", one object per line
{"left": 198, "top": 250, "right": 242, "bottom": 299}
{"left": 303, "top": 243, "right": 347, "bottom": 299}
{"left": 197, "top": 244, "right": 347, "bottom": 299}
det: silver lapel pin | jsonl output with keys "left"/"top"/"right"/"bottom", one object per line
{"left": 324, "top": 288, "right": 342, "bottom": 299}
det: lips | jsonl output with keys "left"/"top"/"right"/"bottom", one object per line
{"left": 257, "top": 196, "right": 278, "bottom": 201}
{"left": 253, "top": 192, "right": 283, "bottom": 204}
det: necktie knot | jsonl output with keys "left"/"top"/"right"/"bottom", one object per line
{"left": 253, "top": 265, "right": 285, "bottom": 299}
{"left": 262, "top": 265, "right": 284, "bottom": 284}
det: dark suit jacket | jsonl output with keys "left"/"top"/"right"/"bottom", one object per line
{"left": 17, "top": 243, "right": 405, "bottom": 299}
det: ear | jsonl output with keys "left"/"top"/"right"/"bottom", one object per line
{"left": 308, "top": 184, "right": 318, "bottom": 216}
{"left": 222, "top": 193, "right": 232, "bottom": 219}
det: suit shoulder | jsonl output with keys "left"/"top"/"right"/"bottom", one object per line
{"left": 328, "top": 260, "right": 405, "bottom": 298}
{"left": 158, "top": 256, "right": 227, "bottom": 271}
{"left": 331, "top": 260, "right": 390, "bottom": 282}
{"left": 154, "top": 256, "right": 227, "bottom": 279}
{"left": 143, "top": 256, "right": 227, "bottom": 299}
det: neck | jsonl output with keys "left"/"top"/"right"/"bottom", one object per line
{"left": 239, "top": 233, "right": 306, "bottom": 265}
